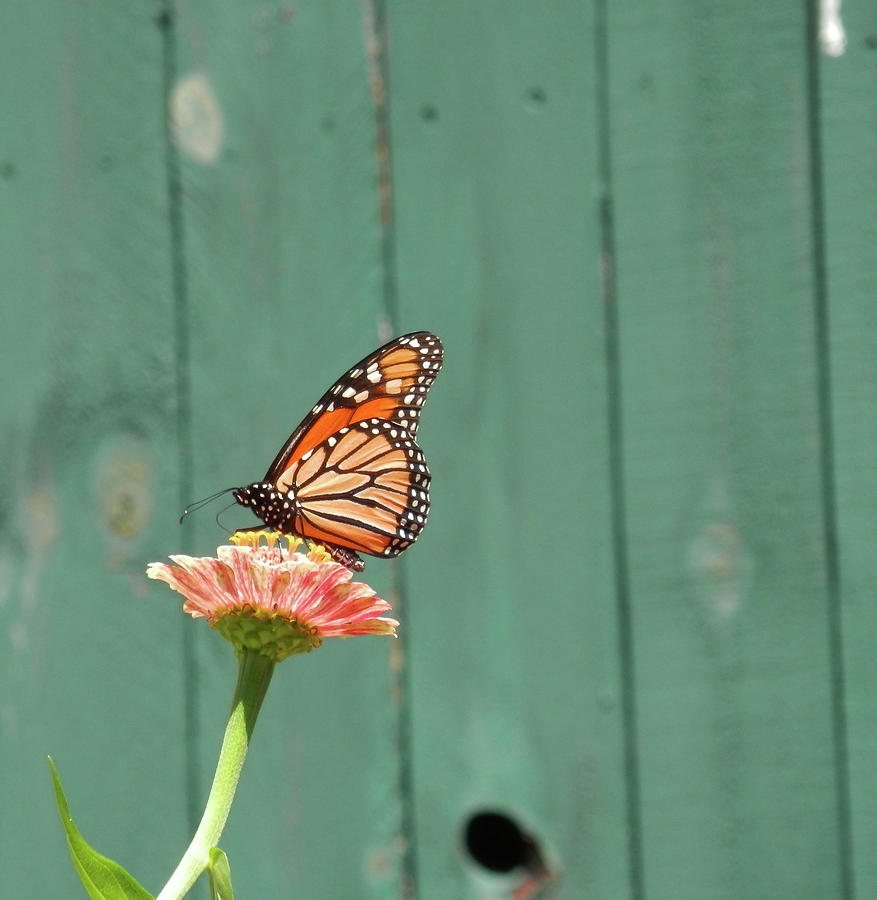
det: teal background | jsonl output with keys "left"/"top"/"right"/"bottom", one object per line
{"left": 2, "top": 1, "right": 875, "bottom": 898}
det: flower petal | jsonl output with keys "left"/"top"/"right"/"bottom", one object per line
{"left": 147, "top": 535, "right": 397, "bottom": 661}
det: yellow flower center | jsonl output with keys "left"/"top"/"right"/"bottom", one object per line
{"left": 229, "top": 529, "right": 334, "bottom": 564}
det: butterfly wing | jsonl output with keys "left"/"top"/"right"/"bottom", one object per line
{"left": 274, "top": 418, "right": 430, "bottom": 559}
{"left": 265, "top": 331, "right": 443, "bottom": 483}
{"left": 246, "top": 331, "right": 442, "bottom": 564}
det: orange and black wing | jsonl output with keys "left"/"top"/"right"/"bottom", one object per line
{"left": 265, "top": 331, "right": 443, "bottom": 483}
{"left": 254, "top": 332, "right": 442, "bottom": 562}
{"left": 274, "top": 418, "right": 430, "bottom": 559}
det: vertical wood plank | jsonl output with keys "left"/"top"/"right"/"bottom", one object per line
{"left": 387, "top": 3, "right": 632, "bottom": 897}
{"left": 607, "top": 2, "right": 843, "bottom": 897}
{"left": 168, "top": 2, "right": 401, "bottom": 897}
{"left": 0, "top": 4, "right": 186, "bottom": 896}
{"left": 819, "top": 3, "right": 877, "bottom": 896}
{"left": 1, "top": 3, "right": 869, "bottom": 899}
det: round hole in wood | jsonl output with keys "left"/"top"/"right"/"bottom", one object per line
{"left": 463, "top": 810, "right": 534, "bottom": 873}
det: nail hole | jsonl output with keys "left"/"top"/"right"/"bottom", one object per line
{"left": 526, "top": 85, "right": 546, "bottom": 105}
{"left": 866, "top": 33, "right": 877, "bottom": 49}
{"left": 420, "top": 103, "right": 438, "bottom": 122}
{"left": 1, "top": 161, "right": 16, "bottom": 180}
{"left": 463, "top": 810, "right": 539, "bottom": 874}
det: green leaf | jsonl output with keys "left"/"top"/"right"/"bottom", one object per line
{"left": 48, "top": 757, "right": 154, "bottom": 900}
{"left": 207, "top": 848, "right": 235, "bottom": 900}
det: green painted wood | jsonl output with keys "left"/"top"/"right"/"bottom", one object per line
{"left": 820, "top": 7, "right": 877, "bottom": 897}
{"left": 169, "top": 2, "right": 404, "bottom": 897}
{"left": 2, "top": 2, "right": 874, "bottom": 899}
{"left": 0, "top": 3, "right": 188, "bottom": 897}
{"left": 387, "top": 3, "right": 632, "bottom": 897}
{"left": 607, "top": 2, "right": 843, "bottom": 898}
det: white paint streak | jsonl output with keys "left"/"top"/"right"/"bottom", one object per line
{"left": 819, "top": 0, "right": 847, "bottom": 56}
{"left": 170, "top": 73, "right": 225, "bottom": 164}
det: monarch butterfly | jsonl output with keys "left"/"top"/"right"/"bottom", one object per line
{"left": 231, "top": 331, "right": 443, "bottom": 570}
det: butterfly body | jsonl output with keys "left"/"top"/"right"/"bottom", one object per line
{"left": 233, "top": 332, "right": 442, "bottom": 570}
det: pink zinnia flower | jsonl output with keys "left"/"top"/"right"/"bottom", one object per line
{"left": 147, "top": 532, "right": 397, "bottom": 662}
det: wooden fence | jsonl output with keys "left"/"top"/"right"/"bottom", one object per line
{"left": 1, "top": 2, "right": 874, "bottom": 897}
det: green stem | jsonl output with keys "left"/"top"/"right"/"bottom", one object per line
{"left": 157, "top": 650, "right": 275, "bottom": 900}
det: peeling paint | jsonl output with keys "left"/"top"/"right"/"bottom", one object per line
{"left": 687, "top": 520, "right": 751, "bottom": 620}
{"left": 3, "top": 481, "right": 58, "bottom": 715}
{"left": 170, "top": 72, "right": 225, "bottom": 164}
{"left": 360, "top": 0, "right": 393, "bottom": 227}
{"left": 24, "top": 484, "right": 59, "bottom": 550}
{"left": 95, "top": 435, "right": 154, "bottom": 542}
{"left": 819, "top": 0, "right": 846, "bottom": 56}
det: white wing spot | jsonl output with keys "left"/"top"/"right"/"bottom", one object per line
{"left": 342, "top": 386, "right": 356, "bottom": 398}
{"left": 367, "top": 370, "right": 381, "bottom": 384}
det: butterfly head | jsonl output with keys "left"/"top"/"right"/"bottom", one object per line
{"left": 232, "top": 485, "right": 252, "bottom": 508}
{"left": 233, "top": 482, "right": 295, "bottom": 532}
{"left": 233, "top": 482, "right": 269, "bottom": 511}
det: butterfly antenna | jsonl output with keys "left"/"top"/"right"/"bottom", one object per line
{"left": 214, "top": 500, "right": 240, "bottom": 536}
{"left": 179, "top": 487, "right": 237, "bottom": 525}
